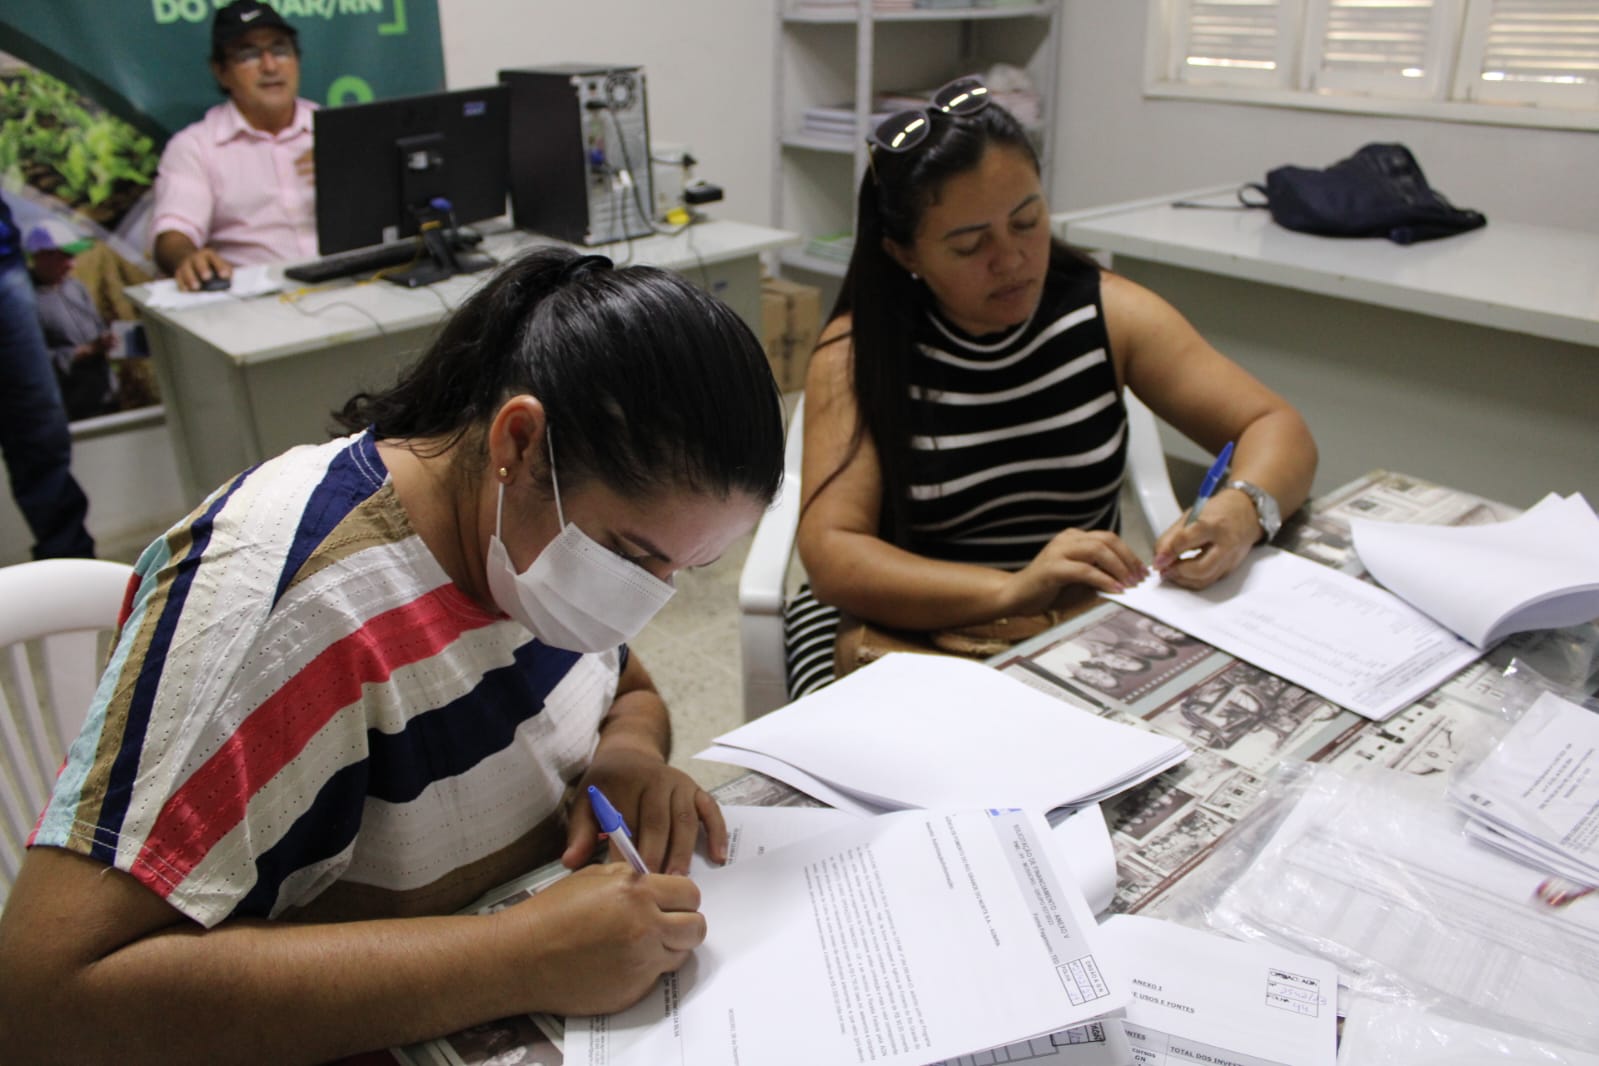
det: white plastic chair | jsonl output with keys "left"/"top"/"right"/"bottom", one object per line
{"left": 0, "top": 558, "right": 134, "bottom": 907}
{"left": 735, "top": 391, "right": 1180, "bottom": 721}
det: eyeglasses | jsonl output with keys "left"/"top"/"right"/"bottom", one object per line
{"left": 867, "top": 77, "right": 991, "bottom": 155}
{"left": 227, "top": 40, "right": 296, "bottom": 66}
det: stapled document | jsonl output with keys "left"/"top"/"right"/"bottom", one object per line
{"left": 566, "top": 808, "right": 1127, "bottom": 1066}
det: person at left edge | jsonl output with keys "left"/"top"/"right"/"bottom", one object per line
{"left": 0, "top": 194, "right": 95, "bottom": 559}
{"left": 0, "top": 246, "right": 786, "bottom": 1063}
{"left": 151, "top": 0, "right": 317, "bottom": 291}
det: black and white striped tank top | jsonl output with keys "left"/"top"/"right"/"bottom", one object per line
{"left": 903, "top": 261, "right": 1127, "bottom": 570}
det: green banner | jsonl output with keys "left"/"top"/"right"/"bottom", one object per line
{"left": 1, "top": 0, "right": 443, "bottom": 141}
{"left": 1, "top": 0, "right": 443, "bottom": 257}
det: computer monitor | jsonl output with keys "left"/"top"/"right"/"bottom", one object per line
{"left": 311, "top": 84, "right": 510, "bottom": 286}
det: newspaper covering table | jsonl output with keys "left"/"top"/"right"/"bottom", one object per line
{"left": 721, "top": 471, "right": 1599, "bottom": 918}
{"left": 993, "top": 470, "right": 1599, "bottom": 915}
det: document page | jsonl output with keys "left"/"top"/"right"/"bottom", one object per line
{"left": 1098, "top": 916, "right": 1337, "bottom": 1066}
{"left": 1352, "top": 492, "right": 1599, "bottom": 648}
{"left": 566, "top": 808, "right": 1126, "bottom": 1066}
{"left": 1109, "top": 548, "right": 1480, "bottom": 721}
{"left": 1450, "top": 689, "right": 1599, "bottom": 883}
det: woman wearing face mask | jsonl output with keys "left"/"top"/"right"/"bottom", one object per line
{"left": 0, "top": 248, "right": 785, "bottom": 1064}
{"left": 787, "top": 82, "right": 1317, "bottom": 696}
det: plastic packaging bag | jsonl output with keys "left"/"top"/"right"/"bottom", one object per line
{"left": 1338, "top": 997, "right": 1599, "bottom": 1065}
{"left": 1161, "top": 756, "right": 1599, "bottom": 1052}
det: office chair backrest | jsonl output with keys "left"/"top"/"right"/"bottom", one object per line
{"left": 0, "top": 558, "right": 133, "bottom": 908}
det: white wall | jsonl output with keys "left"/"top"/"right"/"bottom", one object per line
{"left": 436, "top": 1, "right": 1597, "bottom": 230}
{"left": 1051, "top": 3, "right": 1599, "bottom": 229}
{"left": 437, "top": 0, "right": 778, "bottom": 228}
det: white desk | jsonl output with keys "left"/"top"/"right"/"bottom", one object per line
{"left": 1057, "top": 190, "right": 1599, "bottom": 507}
{"left": 129, "top": 220, "right": 800, "bottom": 506}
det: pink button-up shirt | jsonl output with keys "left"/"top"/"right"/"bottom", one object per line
{"left": 151, "top": 98, "right": 319, "bottom": 266}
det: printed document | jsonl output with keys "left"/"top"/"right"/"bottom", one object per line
{"left": 1109, "top": 547, "right": 1479, "bottom": 721}
{"left": 567, "top": 808, "right": 1126, "bottom": 1066}
{"left": 699, "top": 653, "right": 1188, "bottom": 814}
{"left": 1352, "top": 492, "right": 1599, "bottom": 648}
{"left": 1450, "top": 689, "right": 1599, "bottom": 884}
{"left": 1098, "top": 915, "right": 1337, "bottom": 1066}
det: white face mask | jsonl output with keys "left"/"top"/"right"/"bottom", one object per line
{"left": 484, "top": 443, "right": 676, "bottom": 653}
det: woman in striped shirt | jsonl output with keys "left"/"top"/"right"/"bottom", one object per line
{"left": 789, "top": 83, "right": 1317, "bottom": 696}
{"left": 0, "top": 247, "right": 785, "bottom": 1062}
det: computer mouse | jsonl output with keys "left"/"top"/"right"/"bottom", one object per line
{"left": 199, "top": 275, "right": 232, "bottom": 292}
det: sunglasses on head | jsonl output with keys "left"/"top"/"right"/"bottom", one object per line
{"left": 868, "top": 77, "right": 992, "bottom": 156}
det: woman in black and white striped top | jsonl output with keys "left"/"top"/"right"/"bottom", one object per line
{"left": 787, "top": 85, "right": 1317, "bottom": 698}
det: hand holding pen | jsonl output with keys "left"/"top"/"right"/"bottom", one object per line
{"left": 1153, "top": 441, "right": 1243, "bottom": 584}
{"left": 588, "top": 785, "right": 652, "bottom": 874}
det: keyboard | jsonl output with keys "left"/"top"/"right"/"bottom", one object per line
{"left": 283, "top": 229, "right": 485, "bottom": 284}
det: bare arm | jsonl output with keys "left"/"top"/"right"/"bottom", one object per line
{"left": 153, "top": 230, "right": 232, "bottom": 292}
{"left": 0, "top": 843, "right": 703, "bottom": 1065}
{"left": 1104, "top": 271, "right": 1318, "bottom": 587}
{"left": 562, "top": 652, "right": 729, "bottom": 875}
{"left": 795, "top": 317, "right": 1144, "bottom": 632}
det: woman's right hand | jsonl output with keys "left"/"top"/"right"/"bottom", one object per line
{"left": 507, "top": 862, "right": 706, "bottom": 1017}
{"left": 998, "top": 528, "right": 1147, "bottom": 617}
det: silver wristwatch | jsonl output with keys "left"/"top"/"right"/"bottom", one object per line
{"left": 1227, "top": 479, "right": 1282, "bottom": 543}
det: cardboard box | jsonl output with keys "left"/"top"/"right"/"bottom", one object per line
{"left": 759, "top": 276, "right": 822, "bottom": 393}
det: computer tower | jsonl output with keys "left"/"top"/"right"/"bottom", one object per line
{"left": 500, "top": 64, "right": 656, "bottom": 246}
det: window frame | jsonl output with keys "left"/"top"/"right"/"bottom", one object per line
{"left": 1144, "top": 0, "right": 1599, "bottom": 131}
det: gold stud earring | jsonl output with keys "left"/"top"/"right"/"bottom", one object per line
{"left": 497, "top": 466, "right": 509, "bottom": 480}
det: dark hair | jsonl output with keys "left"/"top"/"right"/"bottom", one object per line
{"left": 822, "top": 102, "right": 1088, "bottom": 543}
{"left": 335, "top": 246, "right": 785, "bottom": 506}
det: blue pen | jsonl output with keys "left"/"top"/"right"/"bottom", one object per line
{"left": 587, "top": 785, "right": 650, "bottom": 874}
{"left": 1184, "top": 441, "right": 1235, "bottom": 527}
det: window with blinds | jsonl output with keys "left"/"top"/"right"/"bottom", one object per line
{"left": 1456, "top": 0, "right": 1599, "bottom": 106}
{"left": 1150, "top": 0, "right": 1599, "bottom": 124}
{"left": 1175, "top": 0, "right": 1300, "bottom": 86}
{"left": 1305, "top": 0, "right": 1455, "bottom": 98}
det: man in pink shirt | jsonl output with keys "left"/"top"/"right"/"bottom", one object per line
{"left": 152, "top": 1, "right": 317, "bottom": 291}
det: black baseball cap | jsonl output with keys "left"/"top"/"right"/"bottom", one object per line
{"left": 212, "top": 1, "right": 297, "bottom": 54}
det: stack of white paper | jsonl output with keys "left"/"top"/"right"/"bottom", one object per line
{"left": 697, "top": 653, "right": 1188, "bottom": 817}
{"left": 1352, "top": 492, "right": 1599, "bottom": 649}
{"left": 566, "top": 808, "right": 1128, "bottom": 1066}
{"left": 1450, "top": 689, "right": 1599, "bottom": 888}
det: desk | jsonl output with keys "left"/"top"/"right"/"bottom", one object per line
{"left": 128, "top": 220, "right": 800, "bottom": 507}
{"left": 1056, "top": 191, "right": 1599, "bottom": 508}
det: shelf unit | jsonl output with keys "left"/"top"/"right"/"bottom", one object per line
{"left": 771, "top": 1, "right": 1061, "bottom": 287}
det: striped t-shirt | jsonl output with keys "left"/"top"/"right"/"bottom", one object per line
{"left": 903, "top": 261, "right": 1126, "bottom": 568}
{"left": 33, "top": 431, "right": 620, "bottom": 927}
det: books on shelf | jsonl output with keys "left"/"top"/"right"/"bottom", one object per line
{"left": 803, "top": 232, "right": 855, "bottom": 263}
